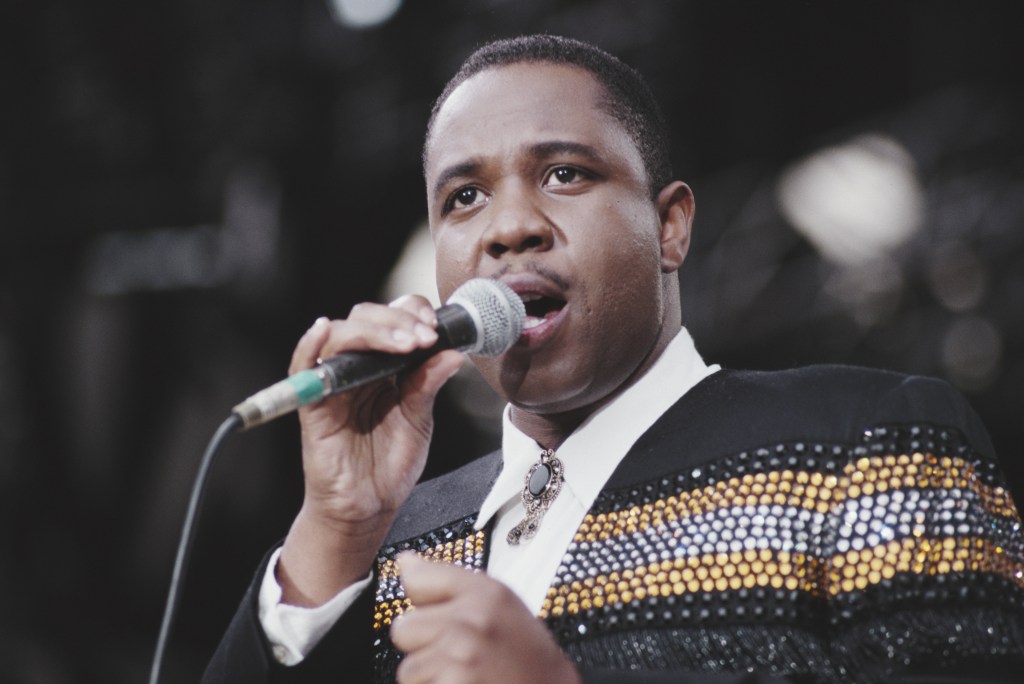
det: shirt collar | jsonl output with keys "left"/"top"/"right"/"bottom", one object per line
{"left": 475, "top": 327, "right": 719, "bottom": 530}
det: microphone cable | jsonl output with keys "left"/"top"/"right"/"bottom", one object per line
{"left": 148, "top": 412, "right": 242, "bottom": 684}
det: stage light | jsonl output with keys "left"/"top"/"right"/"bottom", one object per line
{"left": 327, "top": 0, "right": 402, "bottom": 29}
{"left": 777, "top": 134, "right": 924, "bottom": 267}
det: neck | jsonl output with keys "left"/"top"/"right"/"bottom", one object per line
{"left": 508, "top": 405, "right": 593, "bottom": 451}
{"left": 509, "top": 321, "right": 681, "bottom": 450}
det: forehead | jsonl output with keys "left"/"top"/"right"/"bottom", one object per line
{"left": 424, "top": 62, "right": 640, "bottom": 184}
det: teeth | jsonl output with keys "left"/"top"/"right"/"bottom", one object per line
{"left": 523, "top": 317, "right": 543, "bottom": 330}
{"left": 519, "top": 292, "right": 542, "bottom": 303}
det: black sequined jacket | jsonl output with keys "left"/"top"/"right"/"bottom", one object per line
{"left": 205, "top": 366, "right": 1024, "bottom": 683}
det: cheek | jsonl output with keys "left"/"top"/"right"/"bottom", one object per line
{"left": 584, "top": 232, "right": 663, "bottom": 323}
{"left": 589, "top": 223, "right": 662, "bottom": 287}
{"left": 433, "top": 232, "right": 479, "bottom": 298}
{"left": 591, "top": 197, "right": 662, "bottom": 257}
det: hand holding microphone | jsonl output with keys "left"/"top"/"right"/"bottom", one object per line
{"left": 267, "top": 279, "right": 524, "bottom": 606}
{"left": 233, "top": 278, "right": 525, "bottom": 429}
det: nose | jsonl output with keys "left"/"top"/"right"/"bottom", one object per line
{"left": 482, "top": 187, "right": 554, "bottom": 258}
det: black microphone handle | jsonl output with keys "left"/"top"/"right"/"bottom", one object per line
{"left": 232, "top": 297, "right": 497, "bottom": 430}
{"left": 321, "top": 302, "right": 477, "bottom": 395}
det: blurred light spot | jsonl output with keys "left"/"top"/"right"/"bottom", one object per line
{"left": 327, "top": 0, "right": 402, "bottom": 29}
{"left": 941, "top": 315, "right": 1002, "bottom": 392}
{"left": 928, "top": 241, "right": 988, "bottom": 311}
{"left": 777, "top": 134, "right": 924, "bottom": 267}
{"left": 381, "top": 222, "right": 439, "bottom": 306}
{"left": 83, "top": 165, "right": 280, "bottom": 296}
{"left": 84, "top": 225, "right": 224, "bottom": 294}
{"left": 822, "top": 254, "right": 904, "bottom": 328}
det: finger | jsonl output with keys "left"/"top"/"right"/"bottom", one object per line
{"left": 310, "top": 309, "right": 439, "bottom": 367}
{"left": 289, "top": 316, "right": 331, "bottom": 375}
{"left": 393, "top": 610, "right": 482, "bottom": 684}
{"left": 394, "top": 645, "right": 450, "bottom": 684}
{"left": 389, "top": 293, "right": 439, "bottom": 328}
{"left": 389, "top": 602, "right": 451, "bottom": 653}
{"left": 398, "top": 552, "right": 479, "bottom": 606}
{"left": 344, "top": 302, "right": 439, "bottom": 350}
{"left": 287, "top": 297, "right": 442, "bottom": 376}
{"left": 352, "top": 298, "right": 436, "bottom": 329}
{"left": 310, "top": 320, "right": 418, "bottom": 362}
{"left": 395, "top": 607, "right": 506, "bottom": 684}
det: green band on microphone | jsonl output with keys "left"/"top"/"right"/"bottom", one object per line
{"left": 287, "top": 370, "right": 326, "bottom": 407}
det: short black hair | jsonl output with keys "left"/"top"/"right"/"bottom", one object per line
{"left": 424, "top": 34, "right": 673, "bottom": 196}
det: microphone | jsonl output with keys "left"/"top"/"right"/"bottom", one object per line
{"left": 232, "top": 278, "right": 525, "bottom": 429}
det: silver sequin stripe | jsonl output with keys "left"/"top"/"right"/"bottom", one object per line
{"left": 555, "top": 487, "right": 1022, "bottom": 585}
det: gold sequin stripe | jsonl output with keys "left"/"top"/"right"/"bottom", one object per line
{"left": 826, "top": 535, "right": 1024, "bottom": 596}
{"left": 375, "top": 597, "right": 412, "bottom": 630}
{"left": 541, "top": 549, "right": 824, "bottom": 619}
{"left": 577, "top": 454, "right": 1018, "bottom": 545}
{"left": 373, "top": 530, "right": 487, "bottom": 630}
{"left": 540, "top": 536, "right": 1024, "bottom": 620}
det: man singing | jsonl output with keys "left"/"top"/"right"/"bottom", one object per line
{"left": 205, "top": 35, "right": 1024, "bottom": 683}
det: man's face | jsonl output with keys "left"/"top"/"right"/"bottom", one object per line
{"left": 424, "top": 63, "right": 677, "bottom": 417}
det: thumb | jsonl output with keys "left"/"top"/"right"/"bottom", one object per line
{"left": 398, "top": 551, "right": 472, "bottom": 606}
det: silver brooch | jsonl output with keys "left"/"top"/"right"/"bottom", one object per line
{"left": 506, "top": 449, "right": 564, "bottom": 545}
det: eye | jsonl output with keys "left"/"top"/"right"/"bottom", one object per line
{"left": 543, "top": 166, "right": 589, "bottom": 187}
{"left": 443, "top": 186, "right": 487, "bottom": 215}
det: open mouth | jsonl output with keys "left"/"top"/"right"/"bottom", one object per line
{"left": 520, "top": 292, "right": 566, "bottom": 330}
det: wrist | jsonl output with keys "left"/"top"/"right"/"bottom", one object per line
{"left": 277, "top": 506, "right": 391, "bottom": 607}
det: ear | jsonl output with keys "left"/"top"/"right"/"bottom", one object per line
{"left": 655, "top": 181, "right": 694, "bottom": 273}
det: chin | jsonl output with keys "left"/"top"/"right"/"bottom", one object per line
{"left": 505, "top": 374, "right": 607, "bottom": 417}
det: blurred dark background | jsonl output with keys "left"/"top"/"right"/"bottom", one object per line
{"left": 1, "top": 0, "right": 1021, "bottom": 681}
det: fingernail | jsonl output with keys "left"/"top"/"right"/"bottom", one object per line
{"left": 414, "top": 323, "right": 438, "bottom": 344}
{"left": 308, "top": 316, "right": 329, "bottom": 332}
{"left": 397, "top": 551, "right": 422, "bottom": 574}
{"left": 418, "top": 308, "right": 437, "bottom": 326}
{"left": 392, "top": 328, "right": 415, "bottom": 345}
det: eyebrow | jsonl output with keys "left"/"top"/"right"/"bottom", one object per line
{"left": 432, "top": 160, "right": 482, "bottom": 204}
{"left": 431, "top": 140, "right": 604, "bottom": 203}
{"left": 528, "top": 140, "right": 603, "bottom": 163}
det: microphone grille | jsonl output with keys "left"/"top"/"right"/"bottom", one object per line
{"left": 446, "top": 279, "right": 525, "bottom": 356}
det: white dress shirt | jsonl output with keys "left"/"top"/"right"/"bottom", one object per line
{"left": 259, "top": 327, "right": 719, "bottom": 665}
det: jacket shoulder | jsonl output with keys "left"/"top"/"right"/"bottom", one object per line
{"left": 720, "top": 365, "right": 990, "bottom": 449}
{"left": 611, "top": 364, "right": 995, "bottom": 489}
